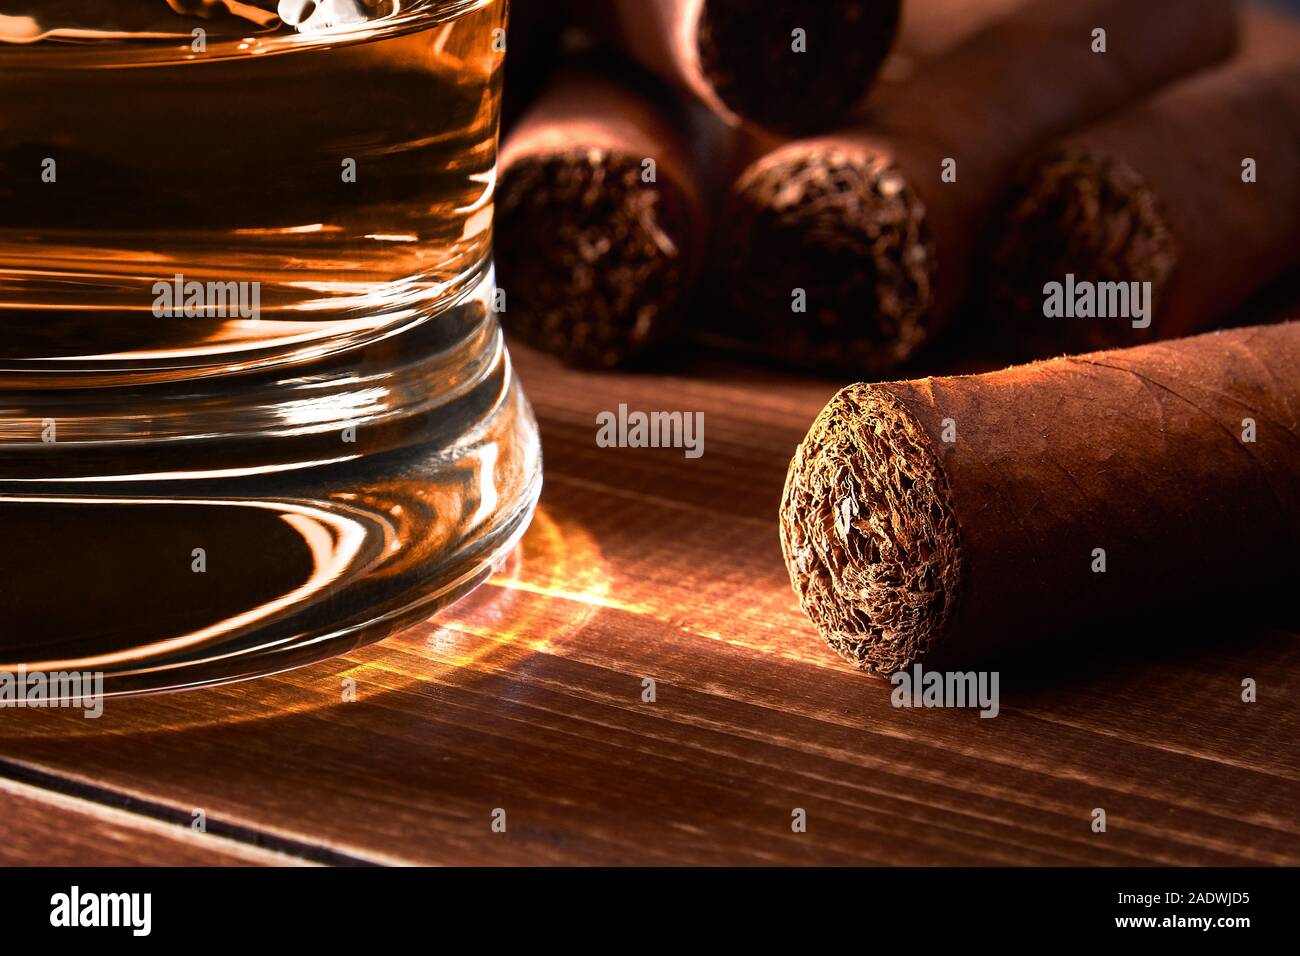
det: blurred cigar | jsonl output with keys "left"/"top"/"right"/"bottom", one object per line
{"left": 496, "top": 68, "right": 707, "bottom": 368}
{"left": 987, "top": 6, "right": 1300, "bottom": 356}
{"left": 571, "top": 0, "right": 902, "bottom": 135}
{"left": 720, "top": 0, "right": 1239, "bottom": 374}
{"left": 502, "top": 0, "right": 562, "bottom": 130}
{"left": 884, "top": 0, "right": 1028, "bottom": 84}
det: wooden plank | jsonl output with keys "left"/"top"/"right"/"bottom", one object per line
{"left": 0, "top": 777, "right": 298, "bottom": 866}
{"left": 0, "top": 344, "right": 1296, "bottom": 864}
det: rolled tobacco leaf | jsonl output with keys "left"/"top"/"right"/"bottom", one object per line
{"left": 987, "top": 7, "right": 1300, "bottom": 356}
{"left": 496, "top": 68, "right": 706, "bottom": 368}
{"left": 884, "top": 0, "right": 1028, "bottom": 84}
{"left": 501, "top": 0, "right": 562, "bottom": 131}
{"left": 780, "top": 322, "right": 1300, "bottom": 675}
{"left": 572, "top": 0, "right": 902, "bottom": 135}
{"left": 724, "top": 0, "right": 1238, "bottom": 374}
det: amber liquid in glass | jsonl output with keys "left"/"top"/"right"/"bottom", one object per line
{"left": 0, "top": 1, "right": 541, "bottom": 695}
{"left": 1, "top": 0, "right": 502, "bottom": 379}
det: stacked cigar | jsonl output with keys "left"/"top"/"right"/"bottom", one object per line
{"left": 497, "top": 0, "right": 1300, "bottom": 673}
{"left": 496, "top": 0, "right": 906, "bottom": 366}
{"left": 498, "top": 0, "right": 1034, "bottom": 367}
{"left": 497, "top": 0, "right": 1300, "bottom": 372}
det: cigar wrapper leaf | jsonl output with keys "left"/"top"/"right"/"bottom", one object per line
{"left": 781, "top": 322, "right": 1300, "bottom": 675}
{"left": 723, "top": 0, "right": 1239, "bottom": 374}
{"left": 571, "top": 0, "right": 903, "bottom": 135}
{"left": 496, "top": 69, "right": 707, "bottom": 368}
{"left": 988, "top": 6, "right": 1300, "bottom": 356}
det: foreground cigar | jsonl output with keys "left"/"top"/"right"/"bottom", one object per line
{"left": 724, "top": 0, "right": 1238, "bottom": 374}
{"left": 987, "top": 9, "right": 1300, "bottom": 356}
{"left": 574, "top": 0, "right": 902, "bottom": 134}
{"left": 496, "top": 70, "right": 706, "bottom": 368}
{"left": 781, "top": 322, "right": 1300, "bottom": 675}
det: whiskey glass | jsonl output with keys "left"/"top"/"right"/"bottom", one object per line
{"left": 0, "top": 0, "right": 541, "bottom": 696}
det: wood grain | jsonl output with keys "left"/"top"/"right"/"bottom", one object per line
{"left": 0, "top": 777, "right": 297, "bottom": 866}
{"left": 0, "top": 343, "right": 1296, "bottom": 865}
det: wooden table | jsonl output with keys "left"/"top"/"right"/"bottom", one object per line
{"left": 1, "top": 343, "right": 1297, "bottom": 865}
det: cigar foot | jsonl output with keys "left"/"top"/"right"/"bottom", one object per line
{"left": 989, "top": 147, "right": 1178, "bottom": 354}
{"left": 497, "top": 149, "right": 697, "bottom": 368}
{"left": 725, "top": 143, "right": 934, "bottom": 372}
{"left": 697, "top": 0, "right": 901, "bottom": 134}
{"left": 781, "top": 385, "right": 962, "bottom": 675}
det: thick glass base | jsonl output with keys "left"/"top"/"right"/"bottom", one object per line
{"left": 0, "top": 268, "right": 542, "bottom": 698}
